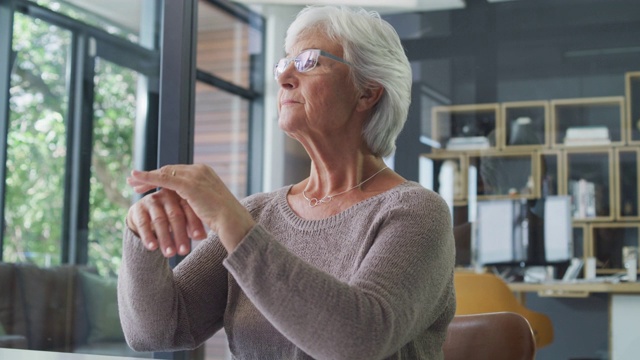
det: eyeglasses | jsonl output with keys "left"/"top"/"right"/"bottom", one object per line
{"left": 274, "top": 49, "right": 351, "bottom": 80}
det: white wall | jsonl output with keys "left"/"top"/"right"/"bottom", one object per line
{"left": 259, "top": 5, "right": 304, "bottom": 192}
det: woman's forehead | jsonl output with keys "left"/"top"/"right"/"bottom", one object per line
{"left": 287, "top": 33, "right": 343, "bottom": 57}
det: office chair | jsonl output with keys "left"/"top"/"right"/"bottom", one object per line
{"left": 454, "top": 272, "right": 554, "bottom": 348}
{"left": 443, "top": 312, "right": 536, "bottom": 360}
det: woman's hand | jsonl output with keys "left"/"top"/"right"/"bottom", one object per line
{"left": 126, "top": 164, "right": 256, "bottom": 256}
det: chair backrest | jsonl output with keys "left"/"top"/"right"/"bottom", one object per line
{"left": 443, "top": 312, "right": 536, "bottom": 360}
{"left": 454, "top": 272, "right": 522, "bottom": 314}
{"left": 453, "top": 272, "right": 554, "bottom": 348}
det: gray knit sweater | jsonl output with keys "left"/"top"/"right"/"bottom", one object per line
{"left": 117, "top": 181, "right": 456, "bottom": 360}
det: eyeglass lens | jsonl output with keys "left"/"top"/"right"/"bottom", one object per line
{"left": 274, "top": 50, "right": 319, "bottom": 79}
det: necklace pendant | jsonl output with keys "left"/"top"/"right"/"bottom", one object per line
{"left": 308, "top": 198, "right": 320, "bottom": 207}
{"left": 320, "top": 195, "right": 333, "bottom": 204}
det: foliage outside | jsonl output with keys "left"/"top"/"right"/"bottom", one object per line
{"left": 6, "top": 12, "right": 136, "bottom": 277}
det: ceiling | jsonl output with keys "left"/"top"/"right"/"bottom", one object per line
{"left": 59, "top": 0, "right": 475, "bottom": 34}
{"left": 232, "top": 0, "right": 466, "bottom": 13}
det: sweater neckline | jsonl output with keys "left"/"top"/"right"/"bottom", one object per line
{"left": 276, "top": 180, "right": 413, "bottom": 230}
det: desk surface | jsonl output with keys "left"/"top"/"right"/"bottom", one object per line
{"left": 0, "top": 348, "right": 146, "bottom": 360}
{"left": 508, "top": 280, "right": 640, "bottom": 297}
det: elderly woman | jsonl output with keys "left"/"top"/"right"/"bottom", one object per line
{"left": 118, "top": 5, "right": 455, "bottom": 360}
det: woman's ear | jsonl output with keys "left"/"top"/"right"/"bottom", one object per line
{"left": 356, "top": 85, "right": 384, "bottom": 112}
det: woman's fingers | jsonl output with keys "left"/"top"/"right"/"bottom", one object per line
{"left": 127, "top": 177, "right": 156, "bottom": 194}
{"left": 127, "top": 164, "right": 254, "bottom": 253}
{"left": 181, "top": 199, "right": 207, "bottom": 240}
{"left": 127, "top": 207, "right": 158, "bottom": 250}
{"left": 127, "top": 167, "right": 180, "bottom": 194}
{"left": 126, "top": 188, "right": 199, "bottom": 257}
{"left": 126, "top": 205, "right": 158, "bottom": 250}
{"left": 163, "top": 198, "right": 191, "bottom": 256}
{"left": 130, "top": 168, "right": 179, "bottom": 191}
{"left": 147, "top": 196, "right": 176, "bottom": 257}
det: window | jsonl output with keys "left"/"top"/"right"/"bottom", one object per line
{"left": 1, "top": 0, "right": 264, "bottom": 358}
{"left": 192, "top": 2, "right": 264, "bottom": 358}
{"left": 0, "top": 0, "right": 159, "bottom": 357}
{"left": 4, "top": 12, "right": 72, "bottom": 266}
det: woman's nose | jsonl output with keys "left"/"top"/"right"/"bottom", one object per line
{"left": 277, "top": 63, "right": 297, "bottom": 88}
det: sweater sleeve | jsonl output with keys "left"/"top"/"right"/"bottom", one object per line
{"left": 223, "top": 189, "right": 456, "bottom": 360}
{"left": 117, "top": 228, "right": 229, "bottom": 351}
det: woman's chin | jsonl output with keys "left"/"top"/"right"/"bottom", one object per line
{"left": 277, "top": 117, "right": 301, "bottom": 133}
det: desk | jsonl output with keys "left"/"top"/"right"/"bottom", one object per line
{"left": 0, "top": 348, "right": 145, "bottom": 360}
{"left": 508, "top": 280, "right": 640, "bottom": 297}
{"left": 509, "top": 281, "right": 640, "bottom": 360}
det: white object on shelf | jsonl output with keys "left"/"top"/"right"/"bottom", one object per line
{"left": 569, "top": 179, "right": 596, "bottom": 218}
{"left": 564, "top": 126, "right": 611, "bottom": 146}
{"left": 565, "top": 126, "right": 610, "bottom": 140}
{"left": 564, "top": 138, "right": 611, "bottom": 146}
{"left": 446, "top": 136, "right": 490, "bottom": 150}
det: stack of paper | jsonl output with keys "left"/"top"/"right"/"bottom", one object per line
{"left": 446, "top": 136, "right": 490, "bottom": 150}
{"left": 564, "top": 126, "right": 610, "bottom": 146}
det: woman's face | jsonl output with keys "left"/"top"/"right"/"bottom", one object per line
{"left": 276, "top": 32, "right": 362, "bottom": 143}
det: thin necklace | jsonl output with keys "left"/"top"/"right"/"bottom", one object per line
{"left": 302, "top": 166, "right": 389, "bottom": 207}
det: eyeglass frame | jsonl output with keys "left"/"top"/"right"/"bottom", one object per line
{"left": 273, "top": 49, "right": 352, "bottom": 80}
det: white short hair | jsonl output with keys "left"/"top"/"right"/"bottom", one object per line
{"left": 285, "top": 6, "right": 412, "bottom": 158}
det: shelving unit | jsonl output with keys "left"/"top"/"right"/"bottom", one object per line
{"left": 501, "top": 100, "right": 549, "bottom": 149}
{"left": 564, "top": 148, "right": 614, "bottom": 222}
{"left": 538, "top": 149, "right": 561, "bottom": 197}
{"left": 467, "top": 151, "right": 537, "bottom": 199}
{"left": 573, "top": 224, "right": 588, "bottom": 260}
{"left": 615, "top": 148, "right": 640, "bottom": 221}
{"left": 431, "top": 103, "right": 500, "bottom": 152}
{"left": 419, "top": 153, "right": 466, "bottom": 205}
{"left": 589, "top": 223, "right": 640, "bottom": 275}
{"left": 626, "top": 72, "right": 640, "bottom": 144}
{"left": 551, "top": 97, "right": 625, "bottom": 147}
{"left": 421, "top": 71, "right": 640, "bottom": 276}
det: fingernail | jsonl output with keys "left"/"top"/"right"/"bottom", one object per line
{"left": 179, "top": 245, "right": 188, "bottom": 254}
{"left": 165, "top": 247, "right": 174, "bottom": 256}
{"left": 147, "top": 242, "right": 157, "bottom": 250}
{"left": 192, "top": 230, "right": 202, "bottom": 238}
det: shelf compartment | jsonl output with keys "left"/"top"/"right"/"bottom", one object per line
{"left": 467, "top": 151, "right": 537, "bottom": 199}
{"left": 537, "top": 150, "right": 562, "bottom": 198}
{"left": 564, "top": 148, "right": 614, "bottom": 222}
{"left": 431, "top": 103, "right": 500, "bottom": 152}
{"left": 572, "top": 223, "right": 588, "bottom": 278}
{"left": 615, "top": 148, "right": 640, "bottom": 221}
{"left": 626, "top": 72, "right": 640, "bottom": 144}
{"left": 551, "top": 97, "right": 625, "bottom": 148}
{"left": 589, "top": 223, "right": 640, "bottom": 275}
{"left": 501, "top": 101, "right": 549, "bottom": 149}
{"left": 419, "top": 153, "right": 466, "bottom": 205}
{"left": 573, "top": 223, "right": 587, "bottom": 260}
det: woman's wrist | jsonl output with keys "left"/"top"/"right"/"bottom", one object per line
{"left": 216, "top": 213, "right": 256, "bottom": 253}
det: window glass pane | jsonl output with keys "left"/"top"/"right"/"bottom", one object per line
{"left": 88, "top": 59, "right": 137, "bottom": 278}
{"left": 197, "top": 1, "right": 260, "bottom": 89}
{"left": 193, "top": 82, "right": 249, "bottom": 360}
{"left": 4, "top": 12, "right": 71, "bottom": 266}
{"left": 32, "top": 0, "right": 143, "bottom": 45}
{"left": 2, "top": 6, "right": 157, "bottom": 358}
{"left": 194, "top": 82, "right": 249, "bottom": 199}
